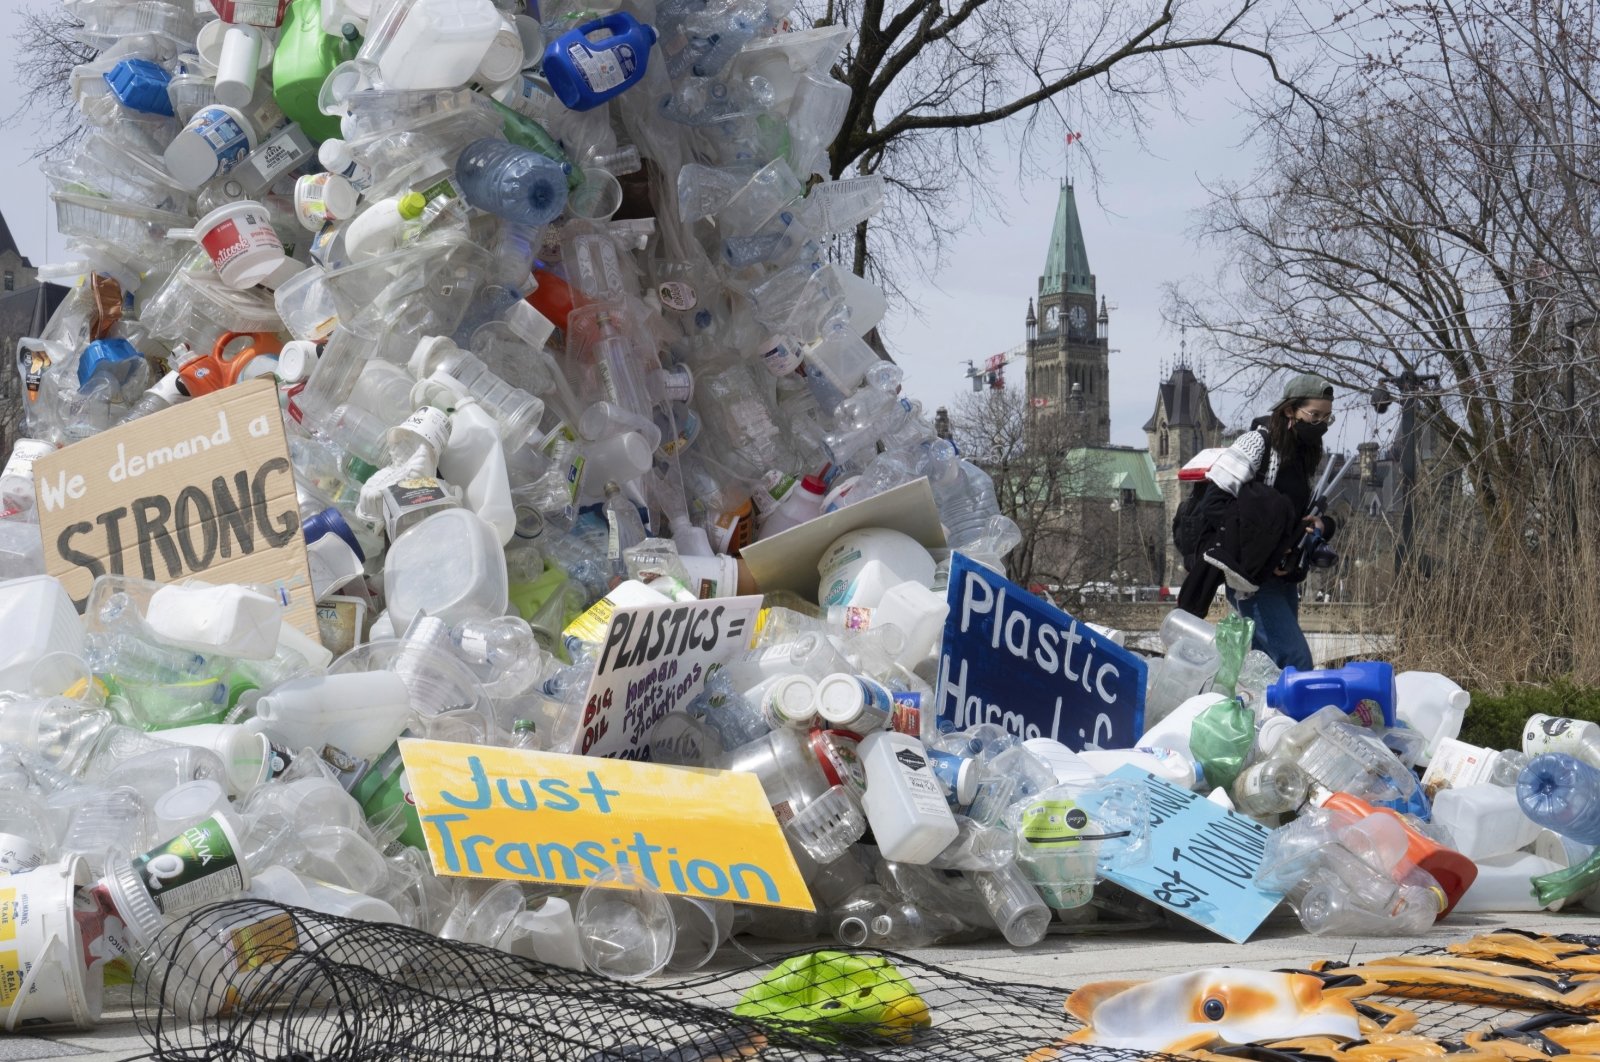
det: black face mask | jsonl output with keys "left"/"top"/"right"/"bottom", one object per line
{"left": 1293, "top": 419, "right": 1329, "bottom": 444}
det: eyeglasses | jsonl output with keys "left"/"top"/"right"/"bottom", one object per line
{"left": 1296, "top": 410, "right": 1336, "bottom": 425}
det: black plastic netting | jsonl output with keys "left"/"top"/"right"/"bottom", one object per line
{"left": 131, "top": 900, "right": 1199, "bottom": 1062}
{"left": 133, "top": 906, "right": 1600, "bottom": 1062}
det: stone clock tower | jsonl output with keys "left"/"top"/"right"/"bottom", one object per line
{"left": 1024, "top": 181, "right": 1111, "bottom": 444}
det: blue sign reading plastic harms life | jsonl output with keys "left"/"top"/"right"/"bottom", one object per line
{"left": 934, "top": 553, "right": 1145, "bottom": 750}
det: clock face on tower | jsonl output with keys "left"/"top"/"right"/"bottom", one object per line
{"left": 1069, "top": 305, "right": 1088, "bottom": 330}
{"left": 1044, "top": 306, "right": 1059, "bottom": 329}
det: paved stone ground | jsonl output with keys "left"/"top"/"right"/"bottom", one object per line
{"left": 4, "top": 908, "right": 1582, "bottom": 1062}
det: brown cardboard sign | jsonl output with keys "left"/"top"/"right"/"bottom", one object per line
{"left": 739, "top": 477, "right": 947, "bottom": 601}
{"left": 33, "top": 378, "right": 320, "bottom": 640}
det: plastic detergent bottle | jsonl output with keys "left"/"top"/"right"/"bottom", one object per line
{"left": 542, "top": 13, "right": 657, "bottom": 111}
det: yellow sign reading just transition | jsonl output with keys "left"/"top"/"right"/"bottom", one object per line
{"left": 399, "top": 739, "right": 813, "bottom": 911}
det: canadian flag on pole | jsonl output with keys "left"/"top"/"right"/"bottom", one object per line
{"left": 1064, "top": 132, "right": 1083, "bottom": 146}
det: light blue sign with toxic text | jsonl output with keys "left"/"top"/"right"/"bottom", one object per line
{"left": 1102, "top": 765, "right": 1283, "bottom": 944}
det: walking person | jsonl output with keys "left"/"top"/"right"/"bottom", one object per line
{"left": 1175, "top": 374, "right": 1339, "bottom": 670}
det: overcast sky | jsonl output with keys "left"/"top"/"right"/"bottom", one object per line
{"left": 0, "top": 7, "right": 1380, "bottom": 452}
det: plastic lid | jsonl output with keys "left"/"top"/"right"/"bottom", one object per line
{"left": 103, "top": 858, "right": 166, "bottom": 946}
{"left": 397, "top": 192, "right": 426, "bottom": 220}
{"left": 800, "top": 474, "right": 827, "bottom": 496}
{"left": 305, "top": 506, "right": 366, "bottom": 563}
{"left": 477, "top": 25, "right": 526, "bottom": 84}
{"left": 152, "top": 779, "right": 227, "bottom": 830}
{"left": 765, "top": 674, "right": 818, "bottom": 724}
{"left": 275, "top": 340, "right": 318, "bottom": 385}
{"left": 813, "top": 673, "right": 864, "bottom": 725}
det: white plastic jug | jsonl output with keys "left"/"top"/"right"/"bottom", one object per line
{"left": 246, "top": 671, "right": 412, "bottom": 759}
{"left": 1431, "top": 783, "right": 1541, "bottom": 860}
{"left": 0, "top": 576, "right": 84, "bottom": 692}
{"left": 1454, "top": 850, "right": 1564, "bottom": 913}
{"left": 384, "top": 508, "right": 510, "bottom": 629}
{"left": 1395, "top": 671, "right": 1469, "bottom": 765}
{"left": 857, "top": 730, "right": 958, "bottom": 863}
{"left": 145, "top": 583, "right": 284, "bottom": 660}
{"left": 435, "top": 389, "right": 516, "bottom": 546}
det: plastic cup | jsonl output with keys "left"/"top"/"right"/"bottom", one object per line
{"left": 28, "top": 652, "right": 93, "bottom": 699}
{"left": 185, "top": 201, "right": 286, "bottom": 288}
{"left": 575, "top": 865, "right": 675, "bottom": 981}
{"left": 665, "top": 895, "right": 733, "bottom": 972}
{"left": 151, "top": 779, "right": 229, "bottom": 837}
{"left": 785, "top": 784, "right": 867, "bottom": 863}
{"left": 566, "top": 167, "right": 623, "bottom": 221}
{"left": 974, "top": 863, "right": 1052, "bottom": 947}
{"left": 503, "top": 897, "right": 585, "bottom": 970}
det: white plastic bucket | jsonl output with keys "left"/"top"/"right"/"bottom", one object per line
{"left": 164, "top": 104, "right": 257, "bottom": 190}
{"left": 1, "top": 857, "right": 100, "bottom": 1030}
{"left": 192, "top": 201, "right": 285, "bottom": 289}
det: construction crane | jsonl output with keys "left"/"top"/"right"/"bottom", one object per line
{"left": 962, "top": 345, "right": 1027, "bottom": 392}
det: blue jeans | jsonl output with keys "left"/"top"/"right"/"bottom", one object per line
{"left": 1228, "top": 579, "right": 1313, "bottom": 671}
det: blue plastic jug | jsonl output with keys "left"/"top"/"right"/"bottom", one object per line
{"left": 542, "top": 12, "right": 657, "bottom": 111}
{"left": 1265, "top": 661, "right": 1397, "bottom": 728}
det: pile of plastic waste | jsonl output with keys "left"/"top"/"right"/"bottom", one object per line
{"left": 2, "top": 0, "right": 1600, "bottom": 1033}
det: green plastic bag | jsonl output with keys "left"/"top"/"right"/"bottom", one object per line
{"left": 1211, "top": 611, "right": 1255, "bottom": 696}
{"left": 1190, "top": 695, "right": 1255, "bottom": 792}
{"left": 1532, "top": 847, "right": 1600, "bottom": 908}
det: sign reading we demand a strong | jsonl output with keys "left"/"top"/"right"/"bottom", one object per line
{"left": 935, "top": 553, "right": 1146, "bottom": 750}
{"left": 32, "top": 379, "right": 319, "bottom": 637}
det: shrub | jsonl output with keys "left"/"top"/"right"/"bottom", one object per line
{"left": 1460, "top": 680, "right": 1600, "bottom": 752}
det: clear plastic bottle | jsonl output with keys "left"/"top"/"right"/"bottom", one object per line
{"left": 1518, "top": 753, "right": 1600, "bottom": 844}
{"left": 1230, "top": 756, "right": 1310, "bottom": 818}
{"left": 456, "top": 138, "right": 569, "bottom": 227}
{"left": 603, "top": 481, "right": 649, "bottom": 586}
{"left": 450, "top": 615, "right": 544, "bottom": 696}
{"left": 411, "top": 336, "right": 546, "bottom": 450}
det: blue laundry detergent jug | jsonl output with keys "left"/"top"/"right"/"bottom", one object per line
{"left": 542, "top": 12, "right": 657, "bottom": 111}
{"left": 1266, "top": 660, "right": 1397, "bottom": 728}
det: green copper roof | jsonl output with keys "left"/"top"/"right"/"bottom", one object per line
{"left": 1040, "top": 182, "right": 1094, "bottom": 298}
{"left": 1057, "top": 447, "right": 1163, "bottom": 504}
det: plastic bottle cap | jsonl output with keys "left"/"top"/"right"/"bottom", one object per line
{"left": 397, "top": 192, "right": 427, "bottom": 220}
{"left": 800, "top": 474, "right": 827, "bottom": 496}
{"left": 275, "top": 340, "right": 317, "bottom": 385}
{"left": 813, "top": 674, "right": 864, "bottom": 724}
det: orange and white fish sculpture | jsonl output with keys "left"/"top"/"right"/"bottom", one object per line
{"left": 1043, "top": 968, "right": 1362, "bottom": 1055}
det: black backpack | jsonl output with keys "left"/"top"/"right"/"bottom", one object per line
{"left": 1170, "top": 427, "right": 1269, "bottom": 558}
{"left": 1171, "top": 480, "right": 1215, "bottom": 558}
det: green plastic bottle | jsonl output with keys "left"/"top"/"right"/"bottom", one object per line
{"left": 272, "top": 0, "right": 350, "bottom": 143}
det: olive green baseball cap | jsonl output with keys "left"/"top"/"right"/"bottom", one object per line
{"left": 1283, "top": 373, "right": 1334, "bottom": 402}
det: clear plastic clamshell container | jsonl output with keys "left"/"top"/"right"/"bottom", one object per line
{"left": 50, "top": 192, "right": 193, "bottom": 261}
{"left": 139, "top": 247, "right": 283, "bottom": 350}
